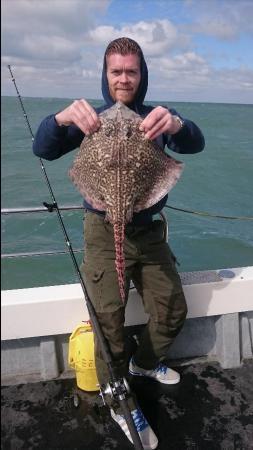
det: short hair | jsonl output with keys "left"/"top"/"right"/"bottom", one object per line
{"left": 105, "top": 37, "right": 142, "bottom": 58}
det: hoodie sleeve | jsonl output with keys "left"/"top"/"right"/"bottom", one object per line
{"left": 33, "top": 114, "right": 84, "bottom": 161}
{"left": 166, "top": 108, "right": 205, "bottom": 154}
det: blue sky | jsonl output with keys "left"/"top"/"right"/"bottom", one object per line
{"left": 2, "top": 0, "right": 253, "bottom": 103}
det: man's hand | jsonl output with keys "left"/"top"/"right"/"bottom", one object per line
{"left": 55, "top": 99, "right": 100, "bottom": 135}
{"left": 139, "top": 106, "right": 182, "bottom": 140}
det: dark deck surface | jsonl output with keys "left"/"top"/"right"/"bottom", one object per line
{"left": 1, "top": 359, "right": 253, "bottom": 450}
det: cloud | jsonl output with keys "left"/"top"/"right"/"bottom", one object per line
{"left": 2, "top": 0, "right": 111, "bottom": 65}
{"left": 1, "top": 0, "right": 252, "bottom": 103}
{"left": 2, "top": 0, "right": 110, "bottom": 36}
{"left": 156, "top": 52, "right": 209, "bottom": 75}
{"left": 1, "top": 0, "right": 109, "bottom": 97}
{"left": 88, "top": 20, "right": 190, "bottom": 56}
{"left": 186, "top": 0, "right": 253, "bottom": 40}
{"left": 7, "top": 35, "right": 81, "bottom": 63}
{"left": 147, "top": 53, "right": 253, "bottom": 103}
{"left": 148, "top": 51, "right": 211, "bottom": 96}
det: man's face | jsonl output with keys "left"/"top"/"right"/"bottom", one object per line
{"left": 106, "top": 53, "right": 141, "bottom": 104}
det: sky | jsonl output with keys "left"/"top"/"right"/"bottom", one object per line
{"left": 1, "top": 0, "right": 253, "bottom": 104}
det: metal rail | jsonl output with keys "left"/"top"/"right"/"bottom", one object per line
{"left": 1, "top": 205, "right": 84, "bottom": 214}
{"left": 1, "top": 206, "right": 169, "bottom": 259}
{"left": 1, "top": 249, "right": 84, "bottom": 259}
{"left": 1, "top": 205, "right": 85, "bottom": 259}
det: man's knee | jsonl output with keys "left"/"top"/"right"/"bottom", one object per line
{"left": 152, "top": 291, "right": 187, "bottom": 337}
{"left": 95, "top": 307, "right": 126, "bottom": 373}
{"left": 168, "top": 292, "right": 188, "bottom": 336}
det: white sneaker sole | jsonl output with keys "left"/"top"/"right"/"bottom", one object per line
{"left": 111, "top": 409, "right": 158, "bottom": 450}
{"left": 129, "top": 367, "right": 180, "bottom": 385}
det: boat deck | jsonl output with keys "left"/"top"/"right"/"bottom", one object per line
{"left": 1, "top": 359, "right": 253, "bottom": 450}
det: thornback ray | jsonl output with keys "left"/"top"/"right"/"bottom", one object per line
{"left": 69, "top": 101, "right": 184, "bottom": 302}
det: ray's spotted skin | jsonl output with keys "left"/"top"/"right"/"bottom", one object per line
{"left": 69, "top": 101, "right": 184, "bottom": 302}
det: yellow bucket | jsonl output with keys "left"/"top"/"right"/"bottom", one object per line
{"left": 68, "top": 321, "right": 99, "bottom": 392}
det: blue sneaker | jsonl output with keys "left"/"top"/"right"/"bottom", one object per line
{"left": 110, "top": 407, "right": 158, "bottom": 449}
{"left": 129, "top": 357, "right": 180, "bottom": 384}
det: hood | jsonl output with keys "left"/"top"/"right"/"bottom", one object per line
{"left": 101, "top": 50, "right": 148, "bottom": 111}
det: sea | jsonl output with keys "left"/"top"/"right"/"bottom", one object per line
{"left": 1, "top": 96, "right": 253, "bottom": 290}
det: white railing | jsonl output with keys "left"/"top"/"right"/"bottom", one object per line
{"left": 2, "top": 266, "right": 253, "bottom": 341}
{"left": 2, "top": 207, "right": 253, "bottom": 341}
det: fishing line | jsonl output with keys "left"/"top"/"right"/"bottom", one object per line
{"left": 8, "top": 65, "right": 144, "bottom": 450}
{"left": 165, "top": 205, "right": 253, "bottom": 220}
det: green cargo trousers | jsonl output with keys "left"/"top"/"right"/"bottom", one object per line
{"left": 80, "top": 211, "right": 187, "bottom": 393}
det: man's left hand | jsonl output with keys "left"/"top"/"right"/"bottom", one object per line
{"left": 139, "top": 106, "right": 182, "bottom": 140}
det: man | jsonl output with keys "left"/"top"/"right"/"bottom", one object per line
{"left": 33, "top": 37, "right": 205, "bottom": 449}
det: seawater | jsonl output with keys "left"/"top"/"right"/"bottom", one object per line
{"left": 1, "top": 96, "right": 253, "bottom": 290}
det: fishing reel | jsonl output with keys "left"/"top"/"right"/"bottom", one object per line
{"left": 100, "top": 377, "right": 130, "bottom": 404}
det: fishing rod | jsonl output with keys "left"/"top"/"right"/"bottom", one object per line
{"left": 8, "top": 65, "right": 144, "bottom": 450}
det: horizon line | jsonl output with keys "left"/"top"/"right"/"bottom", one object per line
{"left": 1, "top": 94, "right": 253, "bottom": 106}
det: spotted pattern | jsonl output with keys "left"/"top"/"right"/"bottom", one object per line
{"left": 69, "top": 102, "right": 184, "bottom": 302}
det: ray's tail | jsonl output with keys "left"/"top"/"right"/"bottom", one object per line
{"left": 113, "top": 222, "right": 126, "bottom": 303}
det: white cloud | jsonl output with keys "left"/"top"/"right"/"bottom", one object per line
{"left": 147, "top": 54, "right": 253, "bottom": 103}
{"left": 88, "top": 20, "right": 189, "bottom": 56}
{"left": 159, "top": 52, "right": 208, "bottom": 71}
{"left": 1, "top": 0, "right": 109, "bottom": 97}
{"left": 2, "top": 0, "right": 111, "bottom": 64}
{"left": 82, "top": 69, "right": 100, "bottom": 79}
{"left": 186, "top": 0, "right": 253, "bottom": 40}
{"left": 2, "top": 0, "right": 110, "bottom": 36}
{"left": 149, "top": 52, "right": 210, "bottom": 89}
{"left": 22, "top": 35, "right": 80, "bottom": 61}
{"left": 1, "top": 0, "right": 252, "bottom": 103}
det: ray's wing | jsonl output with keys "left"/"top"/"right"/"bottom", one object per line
{"left": 133, "top": 141, "right": 184, "bottom": 212}
{"left": 69, "top": 130, "right": 107, "bottom": 211}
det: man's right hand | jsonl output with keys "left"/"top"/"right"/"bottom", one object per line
{"left": 55, "top": 99, "right": 100, "bottom": 135}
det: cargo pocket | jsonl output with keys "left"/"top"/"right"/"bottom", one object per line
{"left": 92, "top": 269, "right": 104, "bottom": 282}
{"left": 80, "top": 261, "right": 124, "bottom": 313}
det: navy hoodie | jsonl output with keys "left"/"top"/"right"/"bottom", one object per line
{"left": 33, "top": 50, "right": 205, "bottom": 225}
